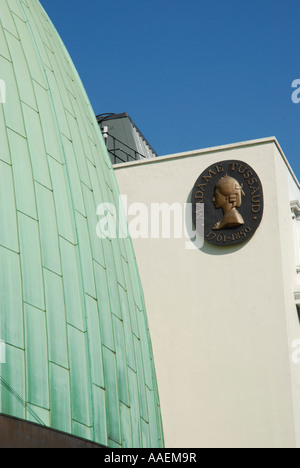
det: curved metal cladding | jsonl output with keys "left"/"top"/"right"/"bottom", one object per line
{"left": 0, "top": 0, "right": 164, "bottom": 448}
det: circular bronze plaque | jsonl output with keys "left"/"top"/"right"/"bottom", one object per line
{"left": 192, "top": 160, "right": 264, "bottom": 247}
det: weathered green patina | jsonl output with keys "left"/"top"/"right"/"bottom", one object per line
{"left": 0, "top": 0, "right": 164, "bottom": 448}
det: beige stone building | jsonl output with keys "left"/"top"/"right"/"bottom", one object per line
{"left": 114, "top": 137, "right": 300, "bottom": 448}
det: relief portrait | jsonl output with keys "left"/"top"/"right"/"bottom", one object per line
{"left": 212, "top": 175, "right": 246, "bottom": 230}
{"left": 192, "top": 160, "right": 264, "bottom": 247}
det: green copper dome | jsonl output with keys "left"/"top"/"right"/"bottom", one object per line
{"left": 0, "top": 0, "right": 164, "bottom": 448}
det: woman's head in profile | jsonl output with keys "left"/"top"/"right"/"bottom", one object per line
{"left": 212, "top": 175, "right": 245, "bottom": 230}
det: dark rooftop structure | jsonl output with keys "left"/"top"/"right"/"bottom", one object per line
{"left": 97, "top": 113, "right": 158, "bottom": 165}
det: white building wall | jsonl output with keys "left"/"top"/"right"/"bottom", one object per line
{"left": 114, "top": 138, "right": 300, "bottom": 448}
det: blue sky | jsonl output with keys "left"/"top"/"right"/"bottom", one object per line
{"left": 40, "top": 0, "right": 300, "bottom": 179}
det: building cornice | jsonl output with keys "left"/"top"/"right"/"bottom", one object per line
{"left": 113, "top": 136, "right": 300, "bottom": 191}
{"left": 291, "top": 200, "right": 300, "bottom": 218}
